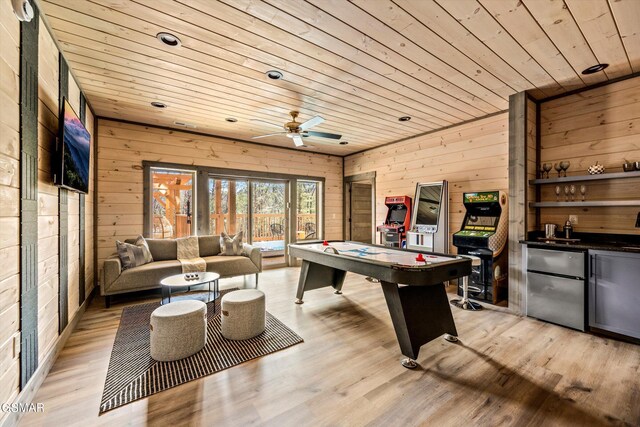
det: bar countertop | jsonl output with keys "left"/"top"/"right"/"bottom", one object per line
{"left": 520, "top": 232, "right": 640, "bottom": 254}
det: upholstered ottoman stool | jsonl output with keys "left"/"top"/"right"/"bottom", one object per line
{"left": 150, "top": 300, "right": 207, "bottom": 361}
{"left": 221, "top": 289, "right": 265, "bottom": 340}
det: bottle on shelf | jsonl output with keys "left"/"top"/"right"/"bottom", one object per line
{"left": 564, "top": 219, "right": 573, "bottom": 239}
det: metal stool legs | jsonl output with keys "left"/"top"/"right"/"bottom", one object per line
{"left": 451, "top": 275, "right": 483, "bottom": 310}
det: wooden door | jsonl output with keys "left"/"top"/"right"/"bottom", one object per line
{"left": 350, "top": 182, "right": 373, "bottom": 243}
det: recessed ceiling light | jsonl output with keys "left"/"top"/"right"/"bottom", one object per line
{"left": 339, "top": 141, "right": 349, "bottom": 145}
{"left": 151, "top": 101, "right": 167, "bottom": 108}
{"left": 266, "top": 70, "right": 283, "bottom": 80}
{"left": 225, "top": 117, "right": 238, "bottom": 123}
{"left": 157, "top": 32, "right": 181, "bottom": 47}
{"left": 398, "top": 116, "right": 411, "bottom": 122}
{"left": 581, "top": 63, "right": 609, "bottom": 75}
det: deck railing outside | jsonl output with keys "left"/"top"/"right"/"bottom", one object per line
{"left": 210, "top": 213, "right": 317, "bottom": 241}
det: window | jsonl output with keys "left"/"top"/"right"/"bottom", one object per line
{"left": 297, "top": 180, "right": 321, "bottom": 240}
{"left": 151, "top": 168, "right": 196, "bottom": 239}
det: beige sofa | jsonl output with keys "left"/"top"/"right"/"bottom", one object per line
{"left": 101, "top": 235, "right": 262, "bottom": 307}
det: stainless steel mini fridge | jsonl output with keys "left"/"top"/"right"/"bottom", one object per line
{"left": 526, "top": 247, "right": 587, "bottom": 331}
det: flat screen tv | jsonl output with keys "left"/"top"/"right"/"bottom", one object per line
{"left": 54, "top": 98, "right": 90, "bottom": 193}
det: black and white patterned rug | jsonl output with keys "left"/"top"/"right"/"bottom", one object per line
{"left": 100, "top": 289, "right": 303, "bottom": 414}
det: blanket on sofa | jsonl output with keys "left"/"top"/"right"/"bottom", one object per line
{"left": 176, "top": 236, "right": 206, "bottom": 273}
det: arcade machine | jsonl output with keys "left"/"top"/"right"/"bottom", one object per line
{"left": 453, "top": 191, "right": 508, "bottom": 305}
{"left": 377, "top": 196, "right": 411, "bottom": 248}
{"left": 406, "top": 181, "right": 448, "bottom": 253}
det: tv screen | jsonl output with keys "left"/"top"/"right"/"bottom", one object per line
{"left": 414, "top": 184, "right": 442, "bottom": 226}
{"left": 56, "top": 99, "right": 90, "bottom": 193}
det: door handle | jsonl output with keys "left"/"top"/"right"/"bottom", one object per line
{"left": 590, "top": 255, "right": 596, "bottom": 277}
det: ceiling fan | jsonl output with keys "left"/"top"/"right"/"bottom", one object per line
{"left": 251, "top": 111, "right": 342, "bottom": 147}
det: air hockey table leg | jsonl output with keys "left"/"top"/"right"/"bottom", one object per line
{"left": 380, "top": 281, "right": 458, "bottom": 369}
{"left": 294, "top": 260, "right": 348, "bottom": 304}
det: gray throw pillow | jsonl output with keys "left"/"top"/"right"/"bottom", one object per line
{"left": 116, "top": 235, "right": 154, "bottom": 270}
{"left": 219, "top": 231, "right": 244, "bottom": 256}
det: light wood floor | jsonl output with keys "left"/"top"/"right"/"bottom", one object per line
{"left": 18, "top": 267, "right": 640, "bottom": 427}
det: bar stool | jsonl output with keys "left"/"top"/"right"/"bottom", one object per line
{"left": 451, "top": 255, "right": 483, "bottom": 311}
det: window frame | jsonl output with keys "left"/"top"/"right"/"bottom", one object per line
{"left": 143, "top": 161, "right": 325, "bottom": 244}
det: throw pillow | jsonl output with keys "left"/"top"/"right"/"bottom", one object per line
{"left": 116, "top": 235, "right": 154, "bottom": 270}
{"left": 219, "top": 231, "right": 244, "bottom": 256}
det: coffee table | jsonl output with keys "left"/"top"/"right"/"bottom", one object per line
{"left": 160, "top": 272, "right": 220, "bottom": 307}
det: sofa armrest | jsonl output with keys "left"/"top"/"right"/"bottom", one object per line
{"left": 101, "top": 256, "right": 122, "bottom": 294}
{"left": 243, "top": 244, "right": 262, "bottom": 272}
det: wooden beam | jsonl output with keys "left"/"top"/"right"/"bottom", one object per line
{"left": 508, "top": 91, "right": 529, "bottom": 315}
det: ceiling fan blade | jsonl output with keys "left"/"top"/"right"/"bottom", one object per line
{"left": 250, "top": 119, "right": 283, "bottom": 129}
{"left": 252, "top": 132, "right": 287, "bottom": 139}
{"left": 298, "top": 115, "right": 325, "bottom": 131}
{"left": 293, "top": 134, "right": 304, "bottom": 147}
{"left": 305, "top": 130, "right": 342, "bottom": 140}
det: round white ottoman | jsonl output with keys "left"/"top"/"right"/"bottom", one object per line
{"left": 150, "top": 300, "right": 207, "bottom": 362}
{"left": 221, "top": 289, "right": 265, "bottom": 340}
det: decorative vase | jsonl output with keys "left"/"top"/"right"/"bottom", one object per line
{"left": 587, "top": 162, "right": 605, "bottom": 175}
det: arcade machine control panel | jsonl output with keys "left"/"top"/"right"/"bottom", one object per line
{"left": 377, "top": 196, "right": 412, "bottom": 248}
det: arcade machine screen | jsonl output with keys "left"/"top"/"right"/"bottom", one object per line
{"left": 466, "top": 215, "right": 499, "bottom": 228}
{"left": 414, "top": 184, "right": 442, "bottom": 228}
{"left": 389, "top": 206, "right": 408, "bottom": 223}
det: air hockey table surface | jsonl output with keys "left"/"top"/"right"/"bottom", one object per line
{"left": 288, "top": 240, "right": 470, "bottom": 286}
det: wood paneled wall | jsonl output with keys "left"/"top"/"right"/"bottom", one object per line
{"left": 0, "top": 3, "right": 95, "bottom": 420}
{"left": 96, "top": 120, "right": 343, "bottom": 273}
{"left": 344, "top": 113, "right": 509, "bottom": 252}
{"left": 0, "top": 0, "right": 21, "bottom": 407}
{"left": 539, "top": 76, "right": 640, "bottom": 234}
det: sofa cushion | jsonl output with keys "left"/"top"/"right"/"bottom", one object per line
{"left": 147, "top": 239, "right": 178, "bottom": 261}
{"left": 220, "top": 231, "right": 244, "bottom": 256}
{"left": 204, "top": 255, "right": 259, "bottom": 277}
{"left": 116, "top": 235, "right": 153, "bottom": 270}
{"left": 109, "top": 260, "right": 183, "bottom": 293}
{"left": 198, "top": 235, "right": 220, "bottom": 257}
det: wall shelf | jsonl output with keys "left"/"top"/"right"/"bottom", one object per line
{"left": 530, "top": 171, "right": 640, "bottom": 185}
{"left": 530, "top": 200, "right": 640, "bottom": 208}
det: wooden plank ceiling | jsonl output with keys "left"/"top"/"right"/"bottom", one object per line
{"left": 38, "top": 0, "right": 640, "bottom": 156}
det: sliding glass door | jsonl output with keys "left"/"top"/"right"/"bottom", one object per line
{"left": 296, "top": 180, "right": 320, "bottom": 241}
{"left": 208, "top": 177, "right": 288, "bottom": 267}
{"left": 251, "top": 181, "right": 287, "bottom": 263}
{"left": 208, "top": 178, "right": 248, "bottom": 236}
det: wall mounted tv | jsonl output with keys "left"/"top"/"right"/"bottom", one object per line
{"left": 54, "top": 98, "right": 91, "bottom": 194}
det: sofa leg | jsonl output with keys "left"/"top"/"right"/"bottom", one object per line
{"left": 105, "top": 295, "right": 111, "bottom": 309}
{"left": 255, "top": 273, "right": 259, "bottom": 289}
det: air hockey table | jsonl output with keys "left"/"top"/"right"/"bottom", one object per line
{"left": 288, "top": 240, "right": 472, "bottom": 368}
